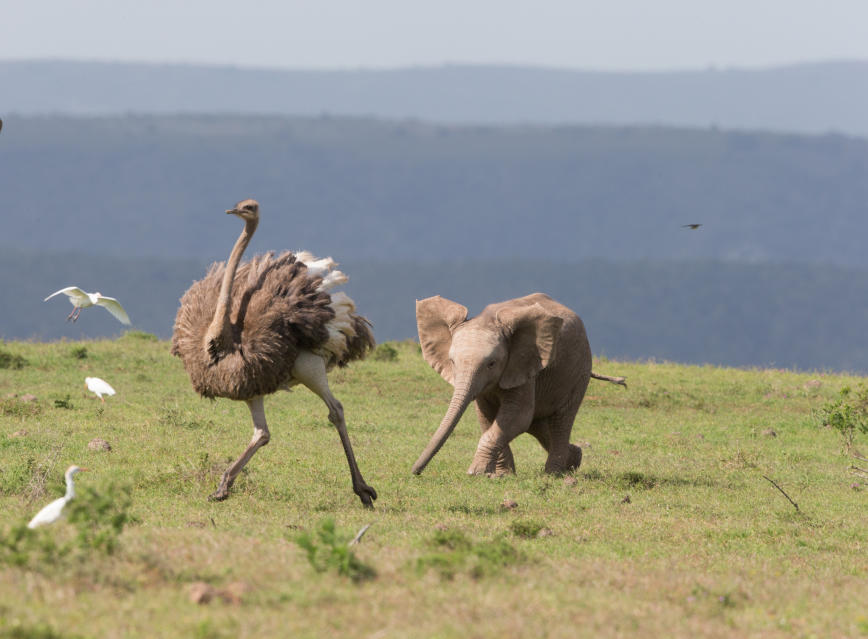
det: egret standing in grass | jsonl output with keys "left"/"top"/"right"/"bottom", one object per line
{"left": 86, "top": 377, "right": 116, "bottom": 402}
{"left": 44, "top": 287, "right": 131, "bottom": 325}
{"left": 27, "top": 465, "right": 88, "bottom": 528}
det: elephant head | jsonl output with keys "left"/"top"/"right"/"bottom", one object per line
{"left": 412, "top": 295, "right": 564, "bottom": 475}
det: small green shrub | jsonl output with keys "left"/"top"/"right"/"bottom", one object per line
{"left": 0, "top": 400, "right": 41, "bottom": 419}
{"left": 510, "top": 520, "right": 545, "bottom": 539}
{"left": 65, "top": 483, "right": 132, "bottom": 555}
{"left": 819, "top": 385, "right": 868, "bottom": 452}
{"left": 122, "top": 331, "right": 158, "bottom": 342}
{"left": 371, "top": 342, "right": 399, "bottom": 362}
{"left": 293, "top": 518, "right": 376, "bottom": 582}
{"left": 0, "top": 622, "right": 81, "bottom": 639}
{"left": 159, "top": 406, "right": 211, "bottom": 430}
{"left": 0, "top": 349, "right": 27, "bottom": 370}
{"left": 0, "top": 457, "right": 35, "bottom": 496}
{"left": 618, "top": 471, "right": 657, "bottom": 490}
{"left": 0, "top": 483, "right": 132, "bottom": 569}
{"left": 69, "top": 346, "right": 88, "bottom": 360}
{"left": 416, "top": 529, "right": 521, "bottom": 579}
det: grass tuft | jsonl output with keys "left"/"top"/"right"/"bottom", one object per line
{"left": 0, "top": 348, "right": 27, "bottom": 370}
{"left": 416, "top": 529, "right": 522, "bottom": 579}
{"left": 293, "top": 518, "right": 376, "bottom": 582}
{"left": 371, "top": 342, "right": 399, "bottom": 362}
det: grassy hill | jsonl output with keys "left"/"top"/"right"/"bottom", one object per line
{"left": 0, "top": 338, "right": 865, "bottom": 637}
{"left": 3, "top": 115, "right": 868, "bottom": 267}
{"left": 6, "top": 249, "right": 868, "bottom": 373}
{"left": 5, "top": 60, "right": 868, "bottom": 136}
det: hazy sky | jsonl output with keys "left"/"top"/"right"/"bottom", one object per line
{"left": 2, "top": 1, "right": 867, "bottom": 70}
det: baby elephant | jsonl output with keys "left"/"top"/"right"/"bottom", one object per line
{"left": 413, "top": 292, "right": 602, "bottom": 477}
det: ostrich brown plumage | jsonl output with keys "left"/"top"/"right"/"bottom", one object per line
{"left": 171, "top": 199, "right": 377, "bottom": 506}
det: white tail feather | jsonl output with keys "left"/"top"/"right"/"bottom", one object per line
{"left": 320, "top": 270, "right": 349, "bottom": 292}
{"left": 297, "top": 252, "right": 361, "bottom": 364}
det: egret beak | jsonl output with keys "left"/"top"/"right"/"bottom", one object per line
{"left": 79, "top": 468, "right": 90, "bottom": 472}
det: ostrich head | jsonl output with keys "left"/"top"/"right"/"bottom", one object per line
{"left": 226, "top": 199, "right": 260, "bottom": 222}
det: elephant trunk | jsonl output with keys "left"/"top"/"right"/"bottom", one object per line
{"left": 411, "top": 378, "right": 475, "bottom": 475}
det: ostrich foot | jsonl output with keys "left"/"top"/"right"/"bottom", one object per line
{"left": 354, "top": 482, "right": 378, "bottom": 508}
{"left": 208, "top": 473, "right": 234, "bottom": 501}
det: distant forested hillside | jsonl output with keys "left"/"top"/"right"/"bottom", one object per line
{"left": 4, "top": 60, "right": 868, "bottom": 136}
{"left": 3, "top": 249, "right": 868, "bottom": 374}
{"left": 2, "top": 115, "right": 868, "bottom": 267}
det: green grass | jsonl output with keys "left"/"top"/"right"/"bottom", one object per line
{"left": 0, "top": 338, "right": 866, "bottom": 638}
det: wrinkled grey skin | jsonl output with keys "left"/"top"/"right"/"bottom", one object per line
{"left": 412, "top": 293, "right": 592, "bottom": 476}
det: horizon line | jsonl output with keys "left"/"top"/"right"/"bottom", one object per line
{"left": 3, "top": 56, "right": 868, "bottom": 76}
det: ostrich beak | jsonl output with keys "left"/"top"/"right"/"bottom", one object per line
{"left": 226, "top": 208, "right": 239, "bottom": 215}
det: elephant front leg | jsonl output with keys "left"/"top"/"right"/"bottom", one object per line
{"left": 468, "top": 388, "right": 533, "bottom": 476}
{"left": 474, "top": 397, "right": 516, "bottom": 476}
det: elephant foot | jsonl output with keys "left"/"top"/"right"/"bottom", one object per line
{"left": 543, "top": 445, "right": 582, "bottom": 475}
{"left": 567, "top": 444, "right": 583, "bottom": 472}
{"left": 467, "top": 459, "right": 496, "bottom": 476}
{"left": 354, "top": 482, "right": 378, "bottom": 509}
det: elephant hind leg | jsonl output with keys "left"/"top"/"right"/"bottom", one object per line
{"left": 527, "top": 417, "right": 552, "bottom": 452}
{"left": 532, "top": 407, "right": 581, "bottom": 475}
{"left": 566, "top": 444, "right": 583, "bottom": 472}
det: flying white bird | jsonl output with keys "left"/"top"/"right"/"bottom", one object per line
{"left": 85, "top": 377, "right": 116, "bottom": 402}
{"left": 44, "top": 287, "right": 131, "bottom": 325}
{"left": 27, "top": 465, "right": 88, "bottom": 529}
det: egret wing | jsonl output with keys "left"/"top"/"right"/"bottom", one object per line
{"left": 27, "top": 497, "right": 67, "bottom": 528}
{"left": 86, "top": 377, "right": 116, "bottom": 397}
{"left": 44, "top": 286, "right": 87, "bottom": 303}
{"left": 96, "top": 296, "right": 131, "bottom": 325}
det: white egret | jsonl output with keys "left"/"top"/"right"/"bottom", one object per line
{"left": 85, "top": 377, "right": 116, "bottom": 402}
{"left": 44, "top": 287, "right": 131, "bottom": 325}
{"left": 27, "top": 465, "right": 88, "bottom": 529}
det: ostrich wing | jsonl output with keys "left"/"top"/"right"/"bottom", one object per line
{"left": 44, "top": 286, "right": 89, "bottom": 305}
{"left": 96, "top": 296, "right": 131, "bottom": 325}
{"left": 27, "top": 496, "right": 68, "bottom": 528}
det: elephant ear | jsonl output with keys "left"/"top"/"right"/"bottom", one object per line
{"left": 496, "top": 302, "right": 563, "bottom": 390}
{"left": 416, "top": 296, "right": 468, "bottom": 384}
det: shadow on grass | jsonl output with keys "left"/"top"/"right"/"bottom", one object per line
{"left": 581, "top": 468, "right": 720, "bottom": 490}
{"left": 447, "top": 504, "right": 501, "bottom": 516}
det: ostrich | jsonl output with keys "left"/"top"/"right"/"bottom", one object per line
{"left": 171, "top": 199, "right": 377, "bottom": 506}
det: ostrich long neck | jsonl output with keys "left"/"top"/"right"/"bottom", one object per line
{"left": 206, "top": 218, "right": 258, "bottom": 351}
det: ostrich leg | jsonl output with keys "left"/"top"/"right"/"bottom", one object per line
{"left": 292, "top": 350, "right": 378, "bottom": 508}
{"left": 210, "top": 396, "right": 271, "bottom": 501}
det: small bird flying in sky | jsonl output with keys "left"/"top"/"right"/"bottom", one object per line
{"left": 682, "top": 224, "right": 702, "bottom": 230}
{"left": 27, "top": 465, "right": 88, "bottom": 528}
{"left": 44, "top": 287, "right": 131, "bottom": 325}
{"left": 85, "top": 377, "right": 116, "bottom": 402}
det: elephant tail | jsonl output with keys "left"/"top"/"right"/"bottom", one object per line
{"left": 590, "top": 371, "right": 627, "bottom": 388}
